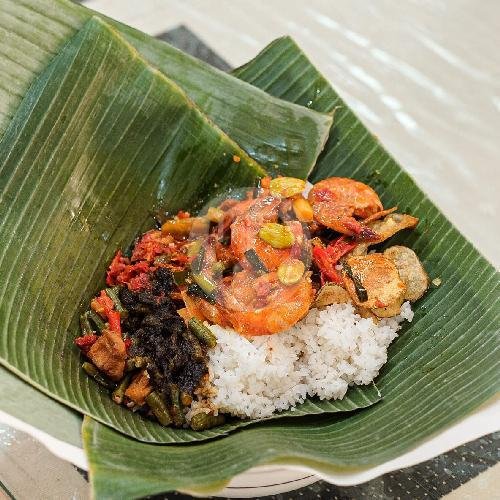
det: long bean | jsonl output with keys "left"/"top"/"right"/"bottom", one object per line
{"left": 190, "top": 246, "right": 206, "bottom": 274}
{"left": 88, "top": 310, "right": 105, "bottom": 332}
{"left": 191, "top": 273, "right": 217, "bottom": 295}
{"left": 211, "top": 261, "right": 226, "bottom": 277}
{"left": 106, "top": 287, "right": 127, "bottom": 317}
{"left": 186, "top": 283, "right": 216, "bottom": 304}
{"left": 300, "top": 241, "right": 312, "bottom": 270}
{"left": 125, "top": 356, "right": 149, "bottom": 372}
{"left": 79, "top": 313, "right": 94, "bottom": 335}
{"left": 168, "top": 384, "right": 185, "bottom": 427}
{"left": 190, "top": 412, "right": 226, "bottom": 431}
{"left": 172, "top": 269, "right": 188, "bottom": 286}
{"left": 82, "top": 362, "right": 114, "bottom": 389}
{"left": 244, "top": 249, "right": 268, "bottom": 275}
{"left": 146, "top": 392, "right": 172, "bottom": 426}
{"left": 188, "top": 318, "right": 217, "bottom": 348}
{"left": 112, "top": 373, "right": 132, "bottom": 404}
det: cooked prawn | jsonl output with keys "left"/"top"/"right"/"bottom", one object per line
{"left": 308, "top": 177, "right": 382, "bottom": 239}
{"left": 230, "top": 195, "right": 308, "bottom": 271}
{"left": 180, "top": 290, "right": 230, "bottom": 327}
{"left": 219, "top": 270, "right": 313, "bottom": 335}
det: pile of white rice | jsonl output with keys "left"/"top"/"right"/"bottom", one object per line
{"left": 196, "top": 302, "right": 413, "bottom": 419}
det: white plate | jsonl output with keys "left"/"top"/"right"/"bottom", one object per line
{"left": 1, "top": 397, "right": 499, "bottom": 497}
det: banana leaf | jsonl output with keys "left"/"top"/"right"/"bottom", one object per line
{"left": 0, "top": 0, "right": 332, "bottom": 178}
{"left": 82, "top": 37, "right": 499, "bottom": 499}
{"left": 0, "top": 17, "right": 380, "bottom": 445}
{"left": 233, "top": 36, "right": 378, "bottom": 184}
{"left": 0, "top": 364, "right": 82, "bottom": 448}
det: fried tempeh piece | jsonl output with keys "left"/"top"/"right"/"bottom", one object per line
{"left": 124, "top": 369, "right": 152, "bottom": 406}
{"left": 87, "top": 329, "right": 126, "bottom": 381}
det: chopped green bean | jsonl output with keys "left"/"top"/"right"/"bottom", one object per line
{"left": 211, "top": 261, "right": 226, "bottom": 277}
{"left": 244, "top": 249, "right": 268, "bottom": 275}
{"left": 88, "top": 310, "right": 105, "bottom": 332}
{"left": 186, "top": 239, "right": 202, "bottom": 258}
{"left": 168, "top": 384, "right": 185, "bottom": 427}
{"left": 190, "top": 246, "right": 205, "bottom": 274}
{"left": 186, "top": 282, "right": 216, "bottom": 304}
{"left": 79, "top": 313, "right": 94, "bottom": 335}
{"left": 191, "top": 273, "right": 217, "bottom": 295}
{"left": 146, "top": 392, "right": 172, "bottom": 426}
{"left": 173, "top": 269, "right": 188, "bottom": 286}
{"left": 301, "top": 243, "right": 312, "bottom": 270}
{"left": 125, "top": 356, "right": 149, "bottom": 372}
{"left": 112, "top": 373, "right": 132, "bottom": 404}
{"left": 190, "top": 412, "right": 226, "bottom": 431}
{"left": 106, "top": 287, "right": 128, "bottom": 317}
{"left": 82, "top": 362, "right": 115, "bottom": 389}
{"left": 188, "top": 318, "right": 217, "bottom": 348}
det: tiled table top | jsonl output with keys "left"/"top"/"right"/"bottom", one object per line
{"left": 1, "top": 1, "right": 499, "bottom": 498}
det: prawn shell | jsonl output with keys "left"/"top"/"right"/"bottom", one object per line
{"left": 181, "top": 290, "right": 230, "bottom": 327}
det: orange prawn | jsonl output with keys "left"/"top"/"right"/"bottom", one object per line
{"left": 219, "top": 270, "right": 313, "bottom": 336}
{"left": 308, "top": 177, "right": 382, "bottom": 239}
{"left": 230, "top": 195, "right": 308, "bottom": 271}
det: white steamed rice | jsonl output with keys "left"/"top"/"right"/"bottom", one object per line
{"left": 200, "top": 301, "right": 413, "bottom": 419}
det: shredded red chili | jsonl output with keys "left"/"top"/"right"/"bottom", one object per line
{"left": 131, "top": 231, "right": 175, "bottom": 263}
{"left": 325, "top": 236, "right": 357, "bottom": 261}
{"left": 106, "top": 251, "right": 155, "bottom": 289}
{"left": 313, "top": 237, "right": 357, "bottom": 285}
{"left": 74, "top": 334, "right": 98, "bottom": 353}
{"left": 313, "top": 246, "right": 342, "bottom": 284}
{"left": 124, "top": 338, "right": 132, "bottom": 352}
{"left": 93, "top": 290, "right": 122, "bottom": 335}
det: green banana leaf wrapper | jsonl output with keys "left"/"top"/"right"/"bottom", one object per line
{"left": 0, "top": 1, "right": 498, "bottom": 499}
{"left": 0, "top": 14, "right": 381, "bottom": 443}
